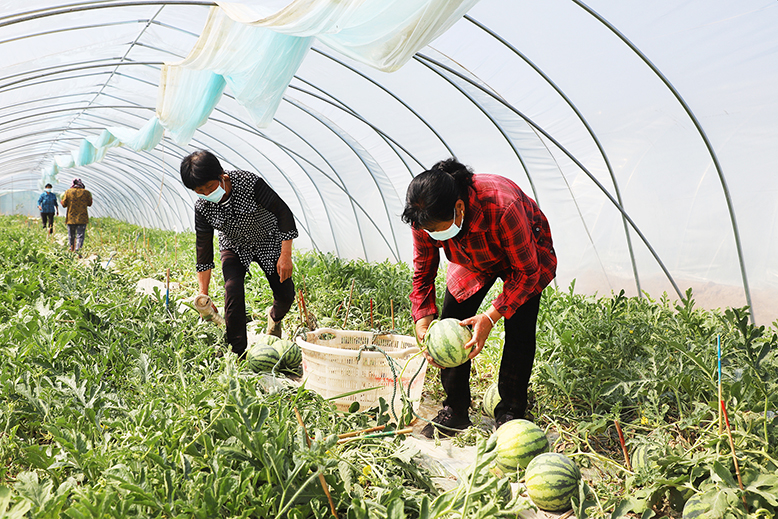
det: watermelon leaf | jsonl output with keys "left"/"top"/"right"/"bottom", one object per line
{"left": 710, "top": 461, "right": 738, "bottom": 489}
{"left": 745, "top": 472, "right": 778, "bottom": 506}
{"left": 611, "top": 496, "right": 649, "bottom": 518}
{"left": 571, "top": 479, "right": 597, "bottom": 519}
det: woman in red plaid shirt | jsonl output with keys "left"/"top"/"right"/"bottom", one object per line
{"left": 402, "top": 158, "right": 557, "bottom": 438}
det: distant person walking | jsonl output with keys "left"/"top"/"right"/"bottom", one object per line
{"left": 37, "top": 183, "right": 59, "bottom": 234}
{"left": 61, "top": 178, "right": 93, "bottom": 253}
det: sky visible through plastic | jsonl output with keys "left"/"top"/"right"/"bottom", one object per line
{"left": 1, "top": 0, "right": 778, "bottom": 324}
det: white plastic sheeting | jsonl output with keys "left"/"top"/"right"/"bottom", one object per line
{"left": 1, "top": 1, "right": 778, "bottom": 324}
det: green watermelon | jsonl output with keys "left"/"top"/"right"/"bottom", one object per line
{"left": 424, "top": 318, "right": 473, "bottom": 368}
{"left": 524, "top": 452, "right": 581, "bottom": 512}
{"left": 272, "top": 338, "right": 302, "bottom": 371}
{"left": 631, "top": 443, "right": 662, "bottom": 471}
{"left": 483, "top": 382, "right": 501, "bottom": 418}
{"left": 254, "top": 333, "right": 280, "bottom": 346}
{"left": 495, "top": 419, "right": 549, "bottom": 472}
{"left": 496, "top": 478, "right": 513, "bottom": 506}
{"left": 682, "top": 493, "right": 714, "bottom": 519}
{"left": 246, "top": 344, "right": 281, "bottom": 373}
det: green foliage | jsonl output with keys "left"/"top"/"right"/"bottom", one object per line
{"left": 2, "top": 215, "right": 776, "bottom": 518}
{"left": 0, "top": 216, "right": 526, "bottom": 518}
{"left": 535, "top": 287, "right": 777, "bottom": 519}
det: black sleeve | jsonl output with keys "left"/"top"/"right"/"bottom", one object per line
{"left": 254, "top": 177, "right": 297, "bottom": 234}
{"left": 194, "top": 210, "right": 215, "bottom": 271}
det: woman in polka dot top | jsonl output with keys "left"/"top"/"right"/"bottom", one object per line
{"left": 180, "top": 150, "right": 298, "bottom": 357}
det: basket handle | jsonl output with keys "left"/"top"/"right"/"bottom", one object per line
{"left": 308, "top": 327, "right": 340, "bottom": 339}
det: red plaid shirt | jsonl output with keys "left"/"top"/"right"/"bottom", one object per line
{"left": 410, "top": 174, "right": 556, "bottom": 321}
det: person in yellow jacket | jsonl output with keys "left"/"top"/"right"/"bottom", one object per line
{"left": 60, "top": 178, "right": 93, "bottom": 253}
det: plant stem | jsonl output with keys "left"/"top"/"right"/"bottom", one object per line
{"left": 342, "top": 280, "right": 355, "bottom": 329}
{"left": 294, "top": 407, "right": 338, "bottom": 518}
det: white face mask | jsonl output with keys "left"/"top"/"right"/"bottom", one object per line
{"left": 425, "top": 209, "right": 462, "bottom": 241}
{"left": 197, "top": 179, "right": 225, "bottom": 203}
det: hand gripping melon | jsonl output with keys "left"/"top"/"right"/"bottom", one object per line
{"left": 483, "top": 382, "right": 501, "bottom": 418}
{"left": 424, "top": 318, "right": 473, "bottom": 368}
{"left": 495, "top": 419, "right": 549, "bottom": 472}
{"left": 524, "top": 452, "right": 581, "bottom": 512}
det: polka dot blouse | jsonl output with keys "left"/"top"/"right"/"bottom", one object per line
{"left": 194, "top": 170, "right": 298, "bottom": 275}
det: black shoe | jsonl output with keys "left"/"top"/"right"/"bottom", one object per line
{"left": 496, "top": 412, "right": 517, "bottom": 429}
{"left": 420, "top": 406, "right": 472, "bottom": 438}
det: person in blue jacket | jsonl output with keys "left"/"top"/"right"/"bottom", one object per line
{"left": 37, "top": 183, "right": 59, "bottom": 234}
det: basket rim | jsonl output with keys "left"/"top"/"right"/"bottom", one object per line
{"left": 296, "top": 327, "right": 420, "bottom": 358}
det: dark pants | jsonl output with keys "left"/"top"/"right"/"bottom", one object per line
{"left": 67, "top": 224, "right": 87, "bottom": 250}
{"left": 41, "top": 213, "right": 54, "bottom": 232}
{"left": 221, "top": 249, "right": 295, "bottom": 355}
{"left": 440, "top": 280, "right": 542, "bottom": 420}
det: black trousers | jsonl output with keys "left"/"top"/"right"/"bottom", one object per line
{"left": 220, "top": 249, "right": 295, "bottom": 355}
{"left": 440, "top": 280, "right": 542, "bottom": 420}
{"left": 41, "top": 213, "right": 54, "bottom": 230}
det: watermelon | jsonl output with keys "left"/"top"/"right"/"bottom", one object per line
{"left": 272, "top": 338, "right": 303, "bottom": 372}
{"left": 631, "top": 443, "right": 662, "bottom": 471}
{"left": 246, "top": 344, "right": 281, "bottom": 373}
{"left": 682, "top": 493, "right": 714, "bottom": 519}
{"left": 524, "top": 452, "right": 581, "bottom": 512}
{"left": 424, "top": 318, "right": 473, "bottom": 368}
{"left": 496, "top": 478, "right": 513, "bottom": 506}
{"left": 253, "top": 332, "right": 280, "bottom": 346}
{"left": 483, "top": 382, "right": 501, "bottom": 418}
{"left": 495, "top": 419, "right": 549, "bottom": 472}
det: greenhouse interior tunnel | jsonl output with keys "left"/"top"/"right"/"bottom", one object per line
{"left": 2, "top": 0, "right": 778, "bottom": 325}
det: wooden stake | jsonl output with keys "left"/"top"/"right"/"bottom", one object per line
{"left": 337, "top": 425, "right": 386, "bottom": 439}
{"left": 294, "top": 407, "right": 338, "bottom": 519}
{"left": 390, "top": 299, "right": 395, "bottom": 330}
{"left": 342, "top": 280, "right": 355, "bottom": 329}
{"left": 298, "top": 290, "right": 305, "bottom": 326}
{"left": 614, "top": 420, "right": 631, "bottom": 471}
{"left": 721, "top": 400, "right": 748, "bottom": 512}
{"left": 718, "top": 336, "right": 723, "bottom": 434}
{"left": 300, "top": 288, "right": 309, "bottom": 324}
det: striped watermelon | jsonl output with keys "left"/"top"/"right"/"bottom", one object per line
{"left": 254, "top": 333, "right": 280, "bottom": 346}
{"left": 246, "top": 344, "right": 281, "bottom": 373}
{"left": 424, "top": 318, "right": 473, "bottom": 368}
{"left": 496, "top": 479, "right": 513, "bottom": 506}
{"left": 524, "top": 452, "right": 581, "bottom": 512}
{"left": 682, "top": 493, "right": 715, "bottom": 519}
{"left": 631, "top": 443, "right": 662, "bottom": 471}
{"left": 483, "top": 382, "right": 501, "bottom": 418}
{"left": 273, "top": 338, "right": 302, "bottom": 372}
{"left": 495, "top": 419, "right": 549, "bottom": 472}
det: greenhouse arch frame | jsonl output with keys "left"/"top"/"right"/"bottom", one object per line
{"left": 2, "top": 0, "right": 777, "bottom": 323}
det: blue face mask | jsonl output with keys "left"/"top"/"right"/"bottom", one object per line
{"left": 45, "top": 189, "right": 52, "bottom": 193}
{"left": 425, "top": 209, "right": 462, "bottom": 241}
{"left": 197, "top": 179, "right": 225, "bottom": 203}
